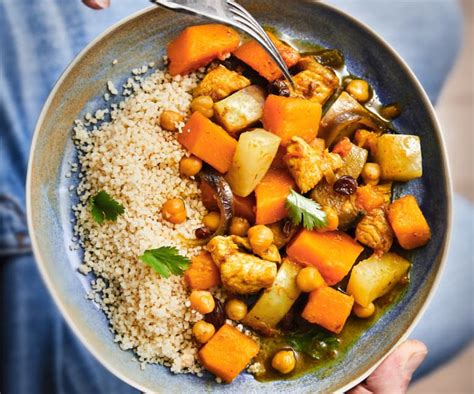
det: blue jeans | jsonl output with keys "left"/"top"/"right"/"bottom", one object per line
{"left": 1, "top": 0, "right": 472, "bottom": 392}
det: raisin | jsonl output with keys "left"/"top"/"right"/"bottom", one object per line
{"left": 267, "top": 79, "right": 291, "bottom": 97}
{"left": 282, "top": 219, "right": 293, "bottom": 237}
{"left": 204, "top": 298, "right": 225, "bottom": 328}
{"left": 195, "top": 227, "right": 211, "bottom": 239}
{"left": 333, "top": 175, "right": 358, "bottom": 195}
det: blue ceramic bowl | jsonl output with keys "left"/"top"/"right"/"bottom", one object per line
{"left": 27, "top": 1, "right": 451, "bottom": 392}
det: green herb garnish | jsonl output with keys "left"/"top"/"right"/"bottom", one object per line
{"left": 287, "top": 328, "right": 340, "bottom": 360}
{"left": 89, "top": 191, "right": 125, "bottom": 224}
{"left": 139, "top": 246, "right": 190, "bottom": 278}
{"left": 285, "top": 189, "right": 327, "bottom": 230}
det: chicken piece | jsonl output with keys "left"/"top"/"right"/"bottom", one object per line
{"left": 206, "top": 236, "right": 239, "bottom": 267}
{"left": 356, "top": 208, "right": 393, "bottom": 254}
{"left": 311, "top": 181, "right": 361, "bottom": 229}
{"left": 206, "top": 236, "right": 278, "bottom": 294}
{"left": 231, "top": 235, "right": 281, "bottom": 263}
{"left": 285, "top": 136, "right": 343, "bottom": 193}
{"left": 193, "top": 65, "right": 250, "bottom": 101}
{"left": 289, "top": 57, "right": 340, "bottom": 105}
{"left": 220, "top": 252, "right": 277, "bottom": 294}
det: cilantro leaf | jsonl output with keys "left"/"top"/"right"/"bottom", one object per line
{"left": 139, "top": 246, "right": 191, "bottom": 278}
{"left": 287, "top": 328, "right": 339, "bottom": 360}
{"left": 285, "top": 189, "right": 327, "bottom": 230}
{"left": 89, "top": 191, "right": 125, "bottom": 224}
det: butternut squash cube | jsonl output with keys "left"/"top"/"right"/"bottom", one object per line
{"left": 388, "top": 195, "right": 431, "bottom": 249}
{"left": 167, "top": 24, "right": 241, "bottom": 76}
{"left": 302, "top": 286, "right": 354, "bottom": 334}
{"left": 262, "top": 95, "right": 322, "bottom": 146}
{"left": 198, "top": 324, "right": 260, "bottom": 383}
{"left": 286, "top": 230, "right": 364, "bottom": 285}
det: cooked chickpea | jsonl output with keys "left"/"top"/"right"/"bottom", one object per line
{"left": 160, "top": 110, "right": 183, "bottom": 132}
{"left": 162, "top": 198, "right": 186, "bottom": 224}
{"left": 229, "top": 217, "right": 250, "bottom": 237}
{"left": 191, "top": 95, "right": 214, "bottom": 118}
{"left": 346, "top": 79, "right": 370, "bottom": 103}
{"left": 361, "top": 163, "right": 381, "bottom": 185}
{"left": 296, "top": 267, "right": 326, "bottom": 292}
{"left": 320, "top": 206, "right": 339, "bottom": 232}
{"left": 189, "top": 290, "right": 215, "bottom": 314}
{"left": 225, "top": 299, "right": 248, "bottom": 321}
{"left": 248, "top": 225, "right": 274, "bottom": 254}
{"left": 192, "top": 320, "right": 215, "bottom": 344}
{"left": 179, "top": 155, "right": 203, "bottom": 177}
{"left": 202, "top": 211, "right": 221, "bottom": 231}
{"left": 353, "top": 302, "right": 375, "bottom": 318}
{"left": 271, "top": 350, "right": 296, "bottom": 374}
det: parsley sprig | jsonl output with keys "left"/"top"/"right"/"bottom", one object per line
{"left": 285, "top": 189, "right": 327, "bottom": 230}
{"left": 139, "top": 246, "right": 190, "bottom": 278}
{"left": 89, "top": 191, "right": 125, "bottom": 224}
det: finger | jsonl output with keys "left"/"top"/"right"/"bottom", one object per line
{"left": 82, "top": 0, "right": 110, "bottom": 9}
{"left": 347, "top": 340, "right": 428, "bottom": 394}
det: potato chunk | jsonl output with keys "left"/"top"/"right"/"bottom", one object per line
{"left": 347, "top": 252, "right": 411, "bottom": 307}
{"left": 193, "top": 65, "right": 250, "bottom": 101}
{"left": 374, "top": 134, "right": 422, "bottom": 181}
{"left": 243, "top": 258, "right": 302, "bottom": 335}
{"left": 214, "top": 85, "right": 266, "bottom": 135}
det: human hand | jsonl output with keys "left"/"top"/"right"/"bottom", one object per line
{"left": 82, "top": 0, "right": 110, "bottom": 9}
{"left": 348, "top": 340, "right": 427, "bottom": 394}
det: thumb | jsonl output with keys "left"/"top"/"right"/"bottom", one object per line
{"left": 82, "top": 0, "right": 110, "bottom": 9}
{"left": 348, "top": 340, "right": 428, "bottom": 394}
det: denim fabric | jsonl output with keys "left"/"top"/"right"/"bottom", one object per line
{"left": 0, "top": 0, "right": 471, "bottom": 393}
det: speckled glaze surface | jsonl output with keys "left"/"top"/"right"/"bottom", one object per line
{"left": 27, "top": 1, "right": 451, "bottom": 393}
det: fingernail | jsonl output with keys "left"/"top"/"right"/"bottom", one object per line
{"left": 405, "top": 351, "right": 427, "bottom": 375}
{"left": 83, "top": 0, "right": 110, "bottom": 9}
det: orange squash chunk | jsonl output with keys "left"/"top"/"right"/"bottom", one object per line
{"left": 286, "top": 230, "right": 364, "bottom": 285}
{"left": 233, "top": 32, "right": 300, "bottom": 81}
{"left": 302, "top": 286, "right": 354, "bottom": 334}
{"left": 255, "top": 168, "right": 295, "bottom": 225}
{"left": 262, "top": 95, "right": 322, "bottom": 146}
{"left": 388, "top": 195, "right": 431, "bottom": 250}
{"left": 167, "top": 24, "right": 241, "bottom": 76}
{"left": 184, "top": 251, "right": 220, "bottom": 290}
{"left": 199, "top": 324, "right": 260, "bottom": 383}
{"left": 178, "top": 112, "right": 237, "bottom": 174}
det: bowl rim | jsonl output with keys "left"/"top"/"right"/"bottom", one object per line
{"left": 26, "top": 1, "right": 453, "bottom": 392}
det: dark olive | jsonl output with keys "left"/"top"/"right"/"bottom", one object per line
{"left": 195, "top": 227, "right": 211, "bottom": 239}
{"left": 204, "top": 298, "right": 225, "bottom": 328}
{"left": 333, "top": 175, "right": 358, "bottom": 195}
{"left": 267, "top": 79, "right": 291, "bottom": 97}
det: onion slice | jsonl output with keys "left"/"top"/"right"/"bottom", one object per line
{"left": 184, "top": 166, "right": 234, "bottom": 246}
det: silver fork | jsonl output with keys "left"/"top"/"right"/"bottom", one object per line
{"left": 149, "top": 0, "right": 295, "bottom": 86}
